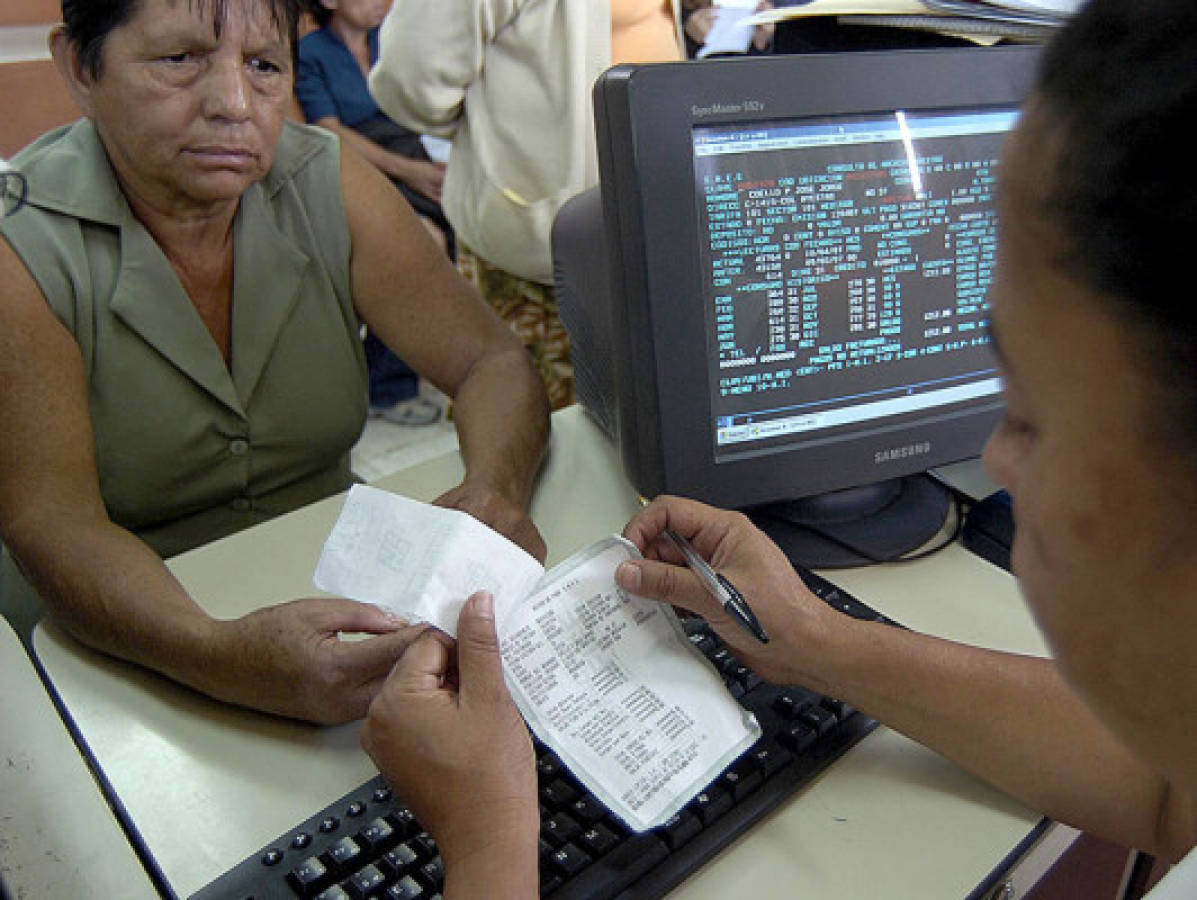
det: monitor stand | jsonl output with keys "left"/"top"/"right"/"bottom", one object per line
{"left": 747, "top": 474, "right": 951, "bottom": 569}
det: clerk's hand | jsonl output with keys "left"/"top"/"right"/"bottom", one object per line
{"left": 362, "top": 592, "right": 539, "bottom": 894}
{"left": 618, "top": 495, "right": 843, "bottom": 689}
{"left": 435, "top": 481, "right": 546, "bottom": 563}
{"left": 205, "top": 598, "right": 428, "bottom": 725}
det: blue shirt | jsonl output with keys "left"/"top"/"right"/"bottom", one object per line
{"left": 296, "top": 26, "right": 382, "bottom": 127}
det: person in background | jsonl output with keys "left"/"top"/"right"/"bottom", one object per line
{"left": 682, "top": 0, "right": 775, "bottom": 58}
{"left": 296, "top": 0, "right": 449, "bottom": 426}
{"left": 0, "top": 0, "right": 549, "bottom": 725}
{"left": 361, "top": 0, "right": 1197, "bottom": 895}
{"left": 369, "top": 0, "right": 685, "bottom": 411}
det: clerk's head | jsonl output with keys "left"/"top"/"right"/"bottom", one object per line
{"left": 983, "top": 0, "right": 1197, "bottom": 780}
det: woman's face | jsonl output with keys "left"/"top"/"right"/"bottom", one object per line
{"left": 326, "top": 0, "right": 392, "bottom": 31}
{"left": 81, "top": 0, "right": 293, "bottom": 216}
{"left": 983, "top": 110, "right": 1197, "bottom": 774}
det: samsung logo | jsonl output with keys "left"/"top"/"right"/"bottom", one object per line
{"left": 875, "top": 442, "right": 931, "bottom": 465}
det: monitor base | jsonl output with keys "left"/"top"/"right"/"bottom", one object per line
{"left": 748, "top": 474, "right": 951, "bottom": 569}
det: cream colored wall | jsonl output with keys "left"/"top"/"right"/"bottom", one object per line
{"left": 1, "top": 2, "right": 79, "bottom": 158}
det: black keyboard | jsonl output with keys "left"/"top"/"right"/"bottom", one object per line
{"left": 192, "top": 569, "right": 895, "bottom": 900}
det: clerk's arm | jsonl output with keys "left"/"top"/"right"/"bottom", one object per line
{"left": 617, "top": 495, "right": 1197, "bottom": 862}
{"left": 0, "top": 237, "right": 429, "bottom": 724}
{"left": 362, "top": 592, "right": 539, "bottom": 899}
{"left": 341, "top": 145, "right": 550, "bottom": 561}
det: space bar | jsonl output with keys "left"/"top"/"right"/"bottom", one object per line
{"left": 551, "top": 832, "right": 670, "bottom": 900}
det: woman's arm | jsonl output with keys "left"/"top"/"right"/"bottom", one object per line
{"left": 618, "top": 495, "right": 1197, "bottom": 861}
{"left": 339, "top": 145, "right": 550, "bottom": 560}
{"left": 310, "top": 116, "right": 444, "bottom": 203}
{"left": 0, "top": 237, "right": 429, "bottom": 723}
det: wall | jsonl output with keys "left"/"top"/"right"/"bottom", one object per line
{"left": 1, "top": 1, "right": 79, "bottom": 158}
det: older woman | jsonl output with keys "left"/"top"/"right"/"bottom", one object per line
{"left": 0, "top": 0, "right": 549, "bottom": 725}
{"left": 360, "top": 0, "right": 1197, "bottom": 895}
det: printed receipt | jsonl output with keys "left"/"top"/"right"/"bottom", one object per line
{"left": 314, "top": 485, "right": 761, "bottom": 831}
{"left": 499, "top": 539, "right": 761, "bottom": 831}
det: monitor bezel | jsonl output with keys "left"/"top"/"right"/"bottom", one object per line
{"left": 595, "top": 47, "right": 1040, "bottom": 510}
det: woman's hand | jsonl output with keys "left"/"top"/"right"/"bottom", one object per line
{"left": 435, "top": 481, "right": 547, "bottom": 563}
{"left": 362, "top": 592, "right": 539, "bottom": 896}
{"left": 391, "top": 156, "right": 446, "bottom": 203}
{"left": 203, "top": 598, "right": 430, "bottom": 724}
{"left": 752, "top": 1, "right": 776, "bottom": 51}
{"left": 685, "top": 5, "right": 718, "bottom": 45}
{"left": 617, "top": 495, "right": 844, "bottom": 690}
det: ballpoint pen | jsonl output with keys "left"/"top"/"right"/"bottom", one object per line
{"left": 661, "top": 527, "right": 769, "bottom": 644}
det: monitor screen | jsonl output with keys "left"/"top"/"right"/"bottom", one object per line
{"left": 569, "top": 47, "right": 1039, "bottom": 565}
{"left": 693, "top": 107, "right": 1015, "bottom": 465}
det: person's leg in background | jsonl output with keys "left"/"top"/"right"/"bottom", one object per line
{"left": 456, "top": 246, "right": 576, "bottom": 412}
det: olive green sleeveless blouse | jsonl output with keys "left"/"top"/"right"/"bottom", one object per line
{"left": 0, "top": 119, "right": 369, "bottom": 636}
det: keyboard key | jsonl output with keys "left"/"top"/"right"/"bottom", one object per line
{"left": 385, "top": 875, "right": 425, "bottom": 899}
{"left": 690, "top": 786, "right": 733, "bottom": 825}
{"left": 319, "top": 816, "right": 340, "bottom": 834}
{"left": 260, "top": 847, "right": 283, "bottom": 867}
{"left": 579, "top": 823, "right": 620, "bottom": 855}
{"left": 287, "top": 856, "right": 331, "bottom": 898}
{"left": 822, "top": 697, "right": 855, "bottom": 721}
{"left": 799, "top": 705, "right": 837, "bottom": 736}
{"left": 379, "top": 843, "right": 419, "bottom": 880}
{"left": 345, "top": 800, "right": 367, "bottom": 818}
{"left": 721, "top": 758, "right": 764, "bottom": 801}
{"left": 346, "top": 864, "right": 386, "bottom": 899}
{"left": 549, "top": 841, "right": 592, "bottom": 876}
{"left": 357, "top": 816, "right": 397, "bottom": 854}
{"left": 411, "top": 832, "right": 438, "bottom": 858}
{"left": 750, "top": 742, "right": 793, "bottom": 777}
{"left": 541, "top": 811, "right": 582, "bottom": 845}
{"left": 536, "top": 752, "right": 563, "bottom": 779}
{"left": 323, "top": 836, "right": 362, "bottom": 871}
{"left": 315, "top": 885, "right": 353, "bottom": 900}
{"left": 386, "top": 808, "right": 416, "bottom": 838}
{"left": 540, "top": 778, "right": 579, "bottom": 807}
{"left": 569, "top": 794, "right": 607, "bottom": 824}
{"left": 659, "top": 810, "right": 702, "bottom": 850}
{"left": 778, "top": 721, "right": 818, "bottom": 754}
{"left": 419, "top": 857, "right": 445, "bottom": 891}
{"left": 772, "top": 692, "right": 812, "bottom": 719}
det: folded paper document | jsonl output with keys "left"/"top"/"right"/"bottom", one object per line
{"left": 315, "top": 485, "right": 762, "bottom": 831}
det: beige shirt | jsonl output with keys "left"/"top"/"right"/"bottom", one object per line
{"left": 371, "top": 0, "right": 682, "bottom": 284}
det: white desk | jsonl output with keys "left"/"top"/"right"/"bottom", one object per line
{"left": 34, "top": 406, "right": 1051, "bottom": 899}
{"left": 0, "top": 619, "right": 158, "bottom": 898}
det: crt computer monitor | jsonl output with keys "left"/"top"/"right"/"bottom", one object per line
{"left": 560, "top": 46, "right": 1039, "bottom": 567}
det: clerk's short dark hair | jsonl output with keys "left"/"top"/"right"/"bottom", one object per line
{"left": 1033, "top": 0, "right": 1197, "bottom": 436}
{"left": 61, "top": 0, "right": 302, "bottom": 79}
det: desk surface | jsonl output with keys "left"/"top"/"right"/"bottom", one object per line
{"left": 35, "top": 406, "right": 1047, "bottom": 899}
{"left": 0, "top": 619, "right": 158, "bottom": 898}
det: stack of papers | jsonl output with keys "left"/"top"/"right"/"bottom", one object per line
{"left": 746, "top": 0, "right": 1082, "bottom": 44}
{"left": 315, "top": 486, "right": 762, "bottom": 832}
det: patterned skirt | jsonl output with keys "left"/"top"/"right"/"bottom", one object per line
{"left": 456, "top": 245, "right": 576, "bottom": 411}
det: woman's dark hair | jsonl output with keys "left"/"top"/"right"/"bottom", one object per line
{"left": 1034, "top": 0, "right": 1197, "bottom": 432}
{"left": 304, "top": 0, "right": 333, "bottom": 29}
{"left": 61, "top": 0, "right": 303, "bottom": 79}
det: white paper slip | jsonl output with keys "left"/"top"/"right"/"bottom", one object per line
{"left": 498, "top": 537, "right": 762, "bottom": 832}
{"left": 314, "top": 484, "right": 544, "bottom": 636}
{"left": 314, "top": 486, "right": 762, "bottom": 831}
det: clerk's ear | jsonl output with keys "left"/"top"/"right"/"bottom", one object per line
{"left": 48, "top": 24, "right": 97, "bottom": 119}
